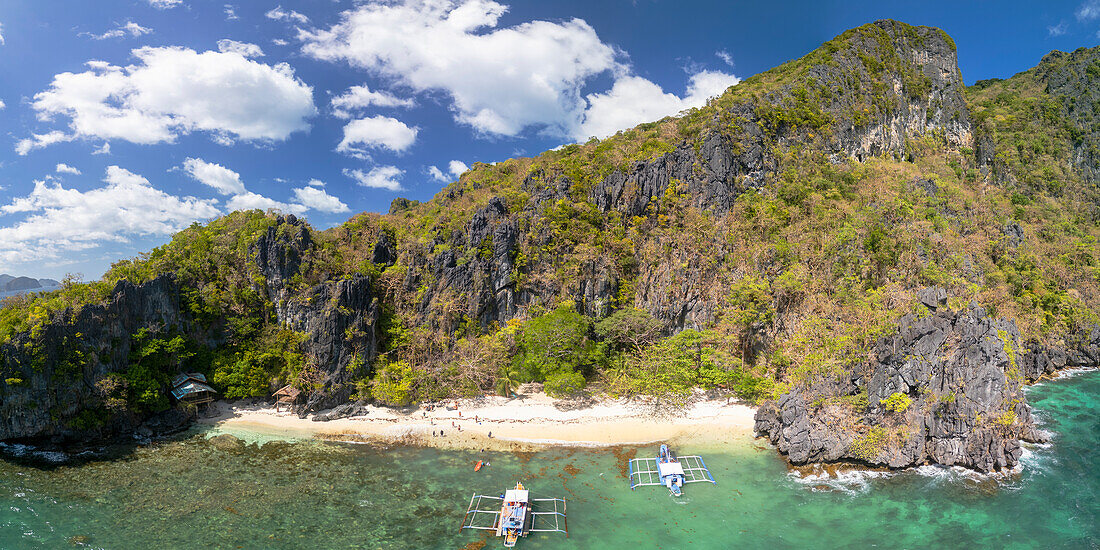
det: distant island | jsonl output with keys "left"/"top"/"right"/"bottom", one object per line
{"left": 0, "top": 274, "right": 60, "bottom": 299}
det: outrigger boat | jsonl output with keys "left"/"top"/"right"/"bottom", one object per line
{"left": 460, "top": 482, "right": 568, "bottom": 547}
{"left": 628, "top": 444, "right": 717, "bottom": 496}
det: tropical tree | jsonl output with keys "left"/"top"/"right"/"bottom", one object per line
{"left": 495, "top": 365, "right": 521, "bottom": 397}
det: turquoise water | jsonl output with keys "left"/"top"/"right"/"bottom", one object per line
{"left": 0, "top": 371, "right": 1096, "bottom": 549}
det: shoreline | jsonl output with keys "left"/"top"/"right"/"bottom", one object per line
{"left": 196, "top": 391, "right": 758, "bottom": 452}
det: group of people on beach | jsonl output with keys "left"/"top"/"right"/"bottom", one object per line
{"left": 424, "top": 401, "right": 496, "bottom": 439}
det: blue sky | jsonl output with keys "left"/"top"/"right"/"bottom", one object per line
{"left": 0, "top": 0, "right": 1098, "bottom": 280}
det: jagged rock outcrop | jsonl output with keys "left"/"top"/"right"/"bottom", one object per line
{"left": 756, "top": 299, "right": 1052, "bottom": 472}
{"left": 252, "top": 215, "right": 382, "bottom": 413}
{"left": 0, "top": 276, "right": 190, "bottom": 444}
{"left": 1033, "top": 46, "right": 1100, "bottom": 184}
{"left": 407, "top": 20, "right": 975, "bottom": 334}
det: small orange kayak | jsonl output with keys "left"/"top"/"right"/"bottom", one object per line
{"left": 474, "top": 460, "right": 483, "bottom": 472}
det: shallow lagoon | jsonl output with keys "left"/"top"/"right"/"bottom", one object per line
{"left": 0, "top": 371, "right": 1096, "bottom": 549}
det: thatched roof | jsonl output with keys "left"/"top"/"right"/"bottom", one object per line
{"left": 273, "top": 385, "right": 301, "bottom": 399}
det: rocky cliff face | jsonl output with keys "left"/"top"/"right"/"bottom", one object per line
{"left": 1033, "top": 46, "right": 1100, "bottom": 184}
{"left": 252, "top": 216, "right": 381, "bottom": 413}
{"left": 754, "top": 292, "right": 1071, "bottom": 472}
{"left": 0, "top": 215, "right": 384, "bottom": 444}
{"left": 406, "top": 20, "right": 975, "bottom": 334}
{"left": 0, "top": 276, "right": 190, "bottom": 444}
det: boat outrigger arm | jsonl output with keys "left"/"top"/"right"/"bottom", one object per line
{"left": 460, "top": 492, "right": 568, "bottom": 547}
{"left": 628, "top": 452, "right": 717, "bottom": 494}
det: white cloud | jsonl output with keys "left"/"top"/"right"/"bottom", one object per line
{"left": 0, "top": 167, "right": 219, "bottom": 266}
{"left": 226, "top": 192, "right": 306, "bottom": 215}
{"left": 0, "top": 99, "right": 5, "bottom": 109}
{"left": 19, "top": 46, "right": 315, "bottom": 154}
{"left": 448, "top": 160, "right": 469, "bottom": 177}
{"left": 16, "top": 131, "right": 73, "bottom": 155}
{"left": 181, "top": 157, "right": 246, "bottom": 195}
{"left": 337, "top": 115, "right": 418, "bottom": 156}
{"left": 429, "top": 159, "right": 468, "bottom": 182}
{"left": 716, "top": 50, "right": 734, "bottom": 67}
{"left": 217, "top": 39, "right": 264, "bottom": 57}
{"left": 92, "top": 142, "right": 111, "bottom": 155}
{"left": 266, "top": 6, "right": 309, "bottom": 24}
{"left": 344, "top": 166, "right": 403, "bottom": 191}
{"left": 1078, "top": 1, "right": 1100, "bottom": 20}
{"left": 428, "top": 165, "right": 447, "bottom": 182}
{"left": 147, "top": 0, "right": 183, "bottom": 9}
{"left": 55, "top": 163, "right": 81, "bottom": 175}
{"left": 84, "top": 21, "right": 153, "bottom": 40}
{"left": 300, "top": 0, "right": 619, "bottom": 137}
{"left": 292, "top": 185, "right": 349, "bottom": 213}
{"left": 272, "top": 38, "right": 289, "bottom": 46}
{"left": 331, "top": 85, "right": 415, "bottom": 118}
{"left": 1048, "top": 21, "right": 1068, "bottom": 36}
{"left": 0, "top": 22, "right": 5, "bottom": 46}
{"left": 576, "top": 70, "right": 739, "bottom": 140}
{"left": 224, "top": 5, "right": 239, "bottom": 21}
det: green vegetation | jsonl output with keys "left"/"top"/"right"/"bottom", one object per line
{"left": 880, "top": 392, "right": 913, "bottom": 413}
{"left": 121, "top": 329, "right": 193, "bottom": 415}
{"left": 849, "top": 426, "right": 888, "bottom": 461}
{"left": 2, "top": 22, "right": 1098, "bottom": 418}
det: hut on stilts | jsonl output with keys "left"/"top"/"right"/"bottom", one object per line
{"left": 170, "top": 372, "right": 217, "bottom": 408}
{"left": 273, "top": 385, "right": 301, "bottom": 412}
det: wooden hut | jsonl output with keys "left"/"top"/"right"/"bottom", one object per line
{"left": 273, "top": 385, "right": 301, "bottom": 412}
{"left": 170, "top": 372, "right": 216, "bottom": 407}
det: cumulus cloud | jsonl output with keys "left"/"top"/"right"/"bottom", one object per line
{"left": 337, "top": 115, "right": 418, "bottom": 156}
{"left": 267, "top": 6, "right": 309, "bottom": 24}
{"left": 180, "top": 158, "right": 347, "bottom": 215}
{"left": 18, "top": 46, "right": 315, "bottom": 154}
{"left": 428, "top": 165, "right": 448, "bottom": 182}
{"left": 0, "top": 167, "right": 219, "bottom": 265}
{"left": 181, "top": 157, "right": 246, "bottom": 195}
{"left": 84, "top": 21, "right": 153, "bottom": 40}
{"left": 1, "top": 22, "right": 7, "bottom": 45}
{"left": 344, "top": 166, "right": 403, "bottom": 191}
{"left": 448, "top": 160, "right": 469, "bottom": 177}
{"left": 293, "top": 184, "right": 350, "bottom": 213}
{"left": 331, "top": 85, "right": 415, "bottom": 118}
{"left": 16, "top": 131, "right": 73, "bottom": 155}
{"left": 226, "top": 191, "right": 305, "bottom": 215}
{"left": 0, "top": 99, "right": 5, "bottom": 109}
{"left": 217, "top": 39, "right": 264, "bottom": 57}
{"left": 147, "top": 0, "right": 183, "bottom": 9}
{"left": 301, "top": 0, "right": 619, "bottom": 137}
{"left": 429, "top": 159, "right": 469, "bottom": 182}
{"left": 55, "top": 163, "right": 81, "bottom": 175}
{"left": 224, "top": 5, "right": 239, "bottom": 21}
{"left": 577, "top": 70, "right": 739, "bottom": 140}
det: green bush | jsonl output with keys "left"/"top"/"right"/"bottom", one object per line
{"left": 517, "top": 303, "right": 603, "bottom": 381}
{"left": 849, "top": 426, "right": 887, "bottom": 461}
{"left": 544, "top": 371, "right": 586, "bottom": 398}
{"left": 880, "top": 392, "right": 912, "bottom": 413}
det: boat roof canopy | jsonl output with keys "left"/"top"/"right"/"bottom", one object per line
{"left": 503, "top": 489, "right": 529, "bottom": 502}
{"left": 658, "top": 461, "right": 685, "bottom": 477}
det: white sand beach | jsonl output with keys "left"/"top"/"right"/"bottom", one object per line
{"left": 197, "top": 390, "right": 758, "bottom": 451}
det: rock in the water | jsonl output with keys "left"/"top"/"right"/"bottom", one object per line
{"left": 756, "top": 302, "right": 1053, "bottom": 472}
{"left": 208, "top": 434, "right": 244, "bottom": 451}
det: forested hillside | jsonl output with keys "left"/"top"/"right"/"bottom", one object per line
{"left": 2, "top": 21, "right": 1097, "bottom": 470}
